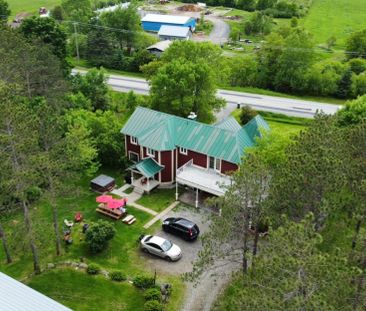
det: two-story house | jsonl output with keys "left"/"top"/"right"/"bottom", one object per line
{"left": 121, "top": 107, "right": 269, "bottom": 206}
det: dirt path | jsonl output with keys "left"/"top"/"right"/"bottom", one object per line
{"left": 181, "top": 260, "right": 240, "bottom": 311}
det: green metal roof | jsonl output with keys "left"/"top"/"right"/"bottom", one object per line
{"left": 128, "top": 157, "right": 164, "bottom": 178}
{"left": 215, "top": 116, "right": 242, "bottom": 132}
{"left": 121, "top": 107, "right": 270, "bottom": 164}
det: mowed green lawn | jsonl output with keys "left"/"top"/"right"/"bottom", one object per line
{"left": 302, "top": 0, "right": 366, "bottom": 47}
{"left": 27, "top": 269, "right": 145, "bottom": 311}
{"left": 7, "top": 0, "right": 61, "bottom": 16}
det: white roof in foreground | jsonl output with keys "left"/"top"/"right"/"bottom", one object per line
{"left": 158, "top": 25, "right": 190, "bottom": 38}
{"left": 0, "top": 272, "right": 71, "bottom": 311}
{"left": 141, "top": 13, "right": 192, "bottom": 24}
{"left": 146, "top": 40, "right": 172, "bottom": 51}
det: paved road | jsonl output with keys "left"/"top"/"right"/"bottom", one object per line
{"left": 73, "top": 69, "right": 342, "bottom": 119}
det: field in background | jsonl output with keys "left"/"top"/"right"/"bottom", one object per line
{"left": 7, "top": 0, "right": 60, "bottom": 17}
{"left": 301, "top": 0, "right": 366, "bottom": 47}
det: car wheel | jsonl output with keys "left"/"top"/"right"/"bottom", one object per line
{"left": 162, "top": 225, "right": 169, "bottom": 232}
{"left": 165, "top": 256, "right": 172, "bottom": 262}
{"left": 142, "top": 248, "right": 149, "bottom": 253}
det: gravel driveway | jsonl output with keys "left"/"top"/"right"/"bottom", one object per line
{"left": 138, "top": 205, "right": 210, "bottom": 275}
{"left": 139, "top": 204, "right": 240, "bottom": 311}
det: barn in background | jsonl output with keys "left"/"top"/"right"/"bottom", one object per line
{"left": 141, "top": 13, "right": 196, "bottom": 32}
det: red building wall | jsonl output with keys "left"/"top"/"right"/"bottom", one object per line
{"left": 125, "top": 135, "right": 141, "bottom": 160}
{"left": 221, "top": 160, "right": 238, "bottom": 174}
{"left": 178, "top": 149, "right": 207, "bottom": 169}
{"left": 160, "top": 151, "right": 173, "bottom": 182}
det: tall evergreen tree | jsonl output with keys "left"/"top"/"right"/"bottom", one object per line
{"left": 0, "top": 83, "right": 41, "bottom": 273}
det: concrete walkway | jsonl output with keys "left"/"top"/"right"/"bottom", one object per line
{"left": 143, "top": 201, "right": 180, "bottom": 229}
{"left": 112, "top": 185, "right": 158, "bottom": 216}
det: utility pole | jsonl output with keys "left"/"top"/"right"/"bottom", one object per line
{"left": 73, "top": 22, "right": 80, "bottom": 63}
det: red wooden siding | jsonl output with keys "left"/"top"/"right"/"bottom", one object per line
{"left": 160, "top": 151, "right": 173, "bottom": 182}
{"left": 221, "top": 160, "right": 238, "bottom": 174}
{"left": 126, "top": 135, "right": 141, "bottom": 159}
{"left": 178, "top": 149, "right": 207, "bottom": 169}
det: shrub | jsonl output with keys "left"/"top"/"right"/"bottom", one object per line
{"left": 26, "top": 186, "right": 42, "bottom": 203}
{"left": 240, "top": 105, "right": 258, "bottom": 125}
{"left": 133, "top": 275, "right": 155, "bottom": 289}
{"left": 144, "top": 300, "right": 163, "bottom": 311}
{"left": 144, "top": 288, "right": 161, "bottom": 301}
{"left": 87, "top": 263, "right": 100, "bottom": 275}
{"left": 109, "top": 270, "right": 126, "bottom": 282}
{"left": 85, "top": 220, "right": 116, "bottom": 253}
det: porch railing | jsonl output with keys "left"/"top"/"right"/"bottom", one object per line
{"left": 176, "top": 159, "right": 193, "bottom": 175}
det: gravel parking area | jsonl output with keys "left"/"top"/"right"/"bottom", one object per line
{"left": 138, "top": 205, "right": 210, "bottom": 275}
{"left": 138, "top": 204, "right": 240, "bottom": 311}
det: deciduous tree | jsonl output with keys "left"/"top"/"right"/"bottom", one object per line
{"left": 0, "top": 0, "right": 10, "bottom": 25}
{"left": 20, "top": 17, "right": 70, "bottom": 74}
{"left": 147, "top": 41, "right": 225, "bottom": 123}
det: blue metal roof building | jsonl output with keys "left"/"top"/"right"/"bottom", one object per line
{"left": 141, "top": 14, "right": 196, "bottom": 32}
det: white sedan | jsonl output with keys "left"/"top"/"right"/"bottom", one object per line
{"left": 140, "top": 235, "right": 182, "bottom": 261}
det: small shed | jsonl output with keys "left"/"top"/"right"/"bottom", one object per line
{"left": 141, "top": 13, "right": 196, "bottom": 32}
{"left": 146, "top": 40, "right": 172, "bottom": 57}
{"left": 90, "top": 174, "right": 115, "bottom": 193}
{"left": 158, "top": 25, "right": 192, "bottom": 41}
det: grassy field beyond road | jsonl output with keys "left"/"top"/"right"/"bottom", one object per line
{"left": 302, "top": 0, "right": 366, "bottom": 47}
{"left": 7, "top": 0, "right": 60, "bottom": 16}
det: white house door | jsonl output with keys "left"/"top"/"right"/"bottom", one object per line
{"left": 209, "top": 156, "right": 221, "bottom": 172}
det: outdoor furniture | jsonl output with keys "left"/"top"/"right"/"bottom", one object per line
{"left": 74, "top": 212, "right": 83, "bottom": 222}
{"left": 64, "top": 219, "right": 74, "bottom": 228}
{"left": 96, "top": 195, "right": 113, "bottom": 203}
{"left": 90, "top": 174, "right": 115, "bottom": 193}
{"left": 82, "top": 223, "right": 89, "bottom": 233}
{"left": 122, "top": 215, "right": 136, "bottom": 225}
{"left": 96, "top": 204, "right": 123, "bottom": 220}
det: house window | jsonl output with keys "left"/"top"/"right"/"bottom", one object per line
{"left": 129, "top": 152, "right": 139, "bottom": 163}
{"left": 179, "top": 147, "right": 188, "bottom": 155}
{"left": 130, "top": 136, "right": 137, "bottom": 145}
{"left": 209, "top": 156, "right": 221, "bottom": 172}
{"left": 146, "top": 148, "right": 155, "bottom": 157}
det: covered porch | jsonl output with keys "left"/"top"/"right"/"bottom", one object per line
{"left": 127, "top": 157, "right": 164, "bottom": 194}
{"left": 175, "top": 160, "right": 232, "bottom": 208}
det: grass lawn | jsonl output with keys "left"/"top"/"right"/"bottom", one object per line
{"left": 136, "top": 188, "right": 177, "bottom": 213}
{"left": 71, "top": 58, "right": 144, "bottom": 79}
{"left": 302, "top": 0, "right": 366, "bottom": 47}
{"left": 0, "top": 168, "right": 184, "bottom": 310}
{"left": 7, "top": 0, "right": 61, "bottom": 17}
{"left": 27, "top": 269, "right": 145, "bottom": 311}
{"left": 231, "top": 109, "right": 309, "bottom": 137}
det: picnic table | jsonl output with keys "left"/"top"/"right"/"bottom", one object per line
{"left": 96, "top": 203, "right": 125, "bottom": 220}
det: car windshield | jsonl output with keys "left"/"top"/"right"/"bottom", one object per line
{"left": 161, "top": 240, "right": 172, "bottom": 252}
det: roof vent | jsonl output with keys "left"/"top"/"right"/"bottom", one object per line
{"left": 187, "top": 112, "right": 197, "bottom": 121}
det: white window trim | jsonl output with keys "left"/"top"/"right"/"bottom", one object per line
{"left": 146, "top": 147, "right": 155, "bottom": 157}
{"left": 130, "top": 136, "right": 138, "bottom": 145}
{"left": 179, "top": 147, "right": 188, "bottom": 155}
{"left": 128, "top": 151, "right": 139, "bottom": 163}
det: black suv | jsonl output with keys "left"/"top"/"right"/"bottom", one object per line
{"left": 162, "top": 218, "right": 200, "bottom": 241}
